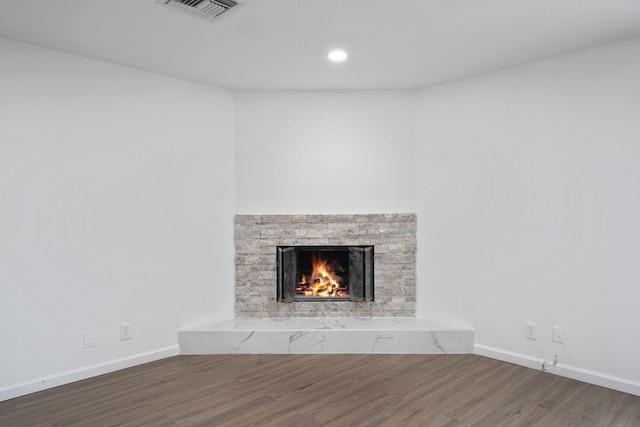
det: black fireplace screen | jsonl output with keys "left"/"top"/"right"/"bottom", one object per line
{"left": 277, "top": 245, "right": 374, "bottom": 302}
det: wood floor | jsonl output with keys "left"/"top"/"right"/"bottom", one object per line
{"left": 1, "top": 355, "right": 639, "bottom": 426}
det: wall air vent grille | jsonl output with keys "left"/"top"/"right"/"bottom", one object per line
{"left": 156, "top": 0, "right": 241, "bottom": 22}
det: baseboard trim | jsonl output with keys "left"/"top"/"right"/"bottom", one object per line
{"left": 0, "top": 345, "right": 180, "bottom": 402}
{"left": 474, "top": 344, "right": 640, "bottom": 397}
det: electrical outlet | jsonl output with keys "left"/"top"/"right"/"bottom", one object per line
{"left": 553, "top": 326, "right": 564, "bottom": 344}
{"left": 120, "top": 323, "right": 132, "bottom": 341}
{"left": 525, "top": 321, "right": 537, "bottom": 340}
{"left": 83, "top": 330, "right": 95, "bottom": 348}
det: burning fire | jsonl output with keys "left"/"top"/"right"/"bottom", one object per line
{"left": 296, "top": 252, "right": 347, "bottom": 297}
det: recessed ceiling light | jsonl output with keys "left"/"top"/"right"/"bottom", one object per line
{"left": 328, "top": 50, "right": 348, "bottom": 62}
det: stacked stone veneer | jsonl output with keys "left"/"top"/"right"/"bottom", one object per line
{"left": 235, "top": 213, "right": 416, "bottom": 318}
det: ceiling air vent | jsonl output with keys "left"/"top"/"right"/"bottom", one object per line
{"left": 156, "top": 0, "right": 242, "bottom": 22}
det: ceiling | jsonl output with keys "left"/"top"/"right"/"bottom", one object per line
{"left": 1, "top": 0, "right": 640, "bottom": 90}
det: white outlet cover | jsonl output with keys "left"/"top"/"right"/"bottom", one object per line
{"left": 525, "top": 321, "right": 537, "bottom": 340}
{"left": 553, "top": 326, "right": 564, "bottom": 344}
{"left": 83, "top": 330, "right": 95, "bottom": 348}
{"left": 120, "top": 323, "right": 132, "bottom": 341}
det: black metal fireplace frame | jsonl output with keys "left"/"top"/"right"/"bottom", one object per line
{"left": 276, "top": 245, "right": 374, "bottom": 302}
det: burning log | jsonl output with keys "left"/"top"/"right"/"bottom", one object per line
{"left": 294, "top": 251, "right": 350, "bottom": 297}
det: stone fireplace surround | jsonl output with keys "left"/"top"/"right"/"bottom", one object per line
{"left": 178, "top": 213, "right": 474, "bottom": 355}
{"left": 234, "top": 213, "right": 417, "bottom": 318}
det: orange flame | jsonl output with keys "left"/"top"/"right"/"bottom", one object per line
{"left": 296, "top": 252, "right": 347, "bottom": 297}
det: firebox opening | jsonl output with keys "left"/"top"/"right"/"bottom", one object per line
{"left": 277, "top": 245, "right": 374, "bottom": 302}
{"left": 295, "top": 249, "right": 350, "bottom": 298}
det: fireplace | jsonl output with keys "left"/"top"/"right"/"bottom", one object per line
{"left": 234, "top": 213, "right": 416, "bottom": 318}
{"left": 277, "top": 245, "right": 374, "bottom": 302}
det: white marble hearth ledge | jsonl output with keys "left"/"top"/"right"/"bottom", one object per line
{"left": 178, "top": 318, "right": 474, "bottom": 355}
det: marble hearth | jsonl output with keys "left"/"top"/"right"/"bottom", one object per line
{"left": 179, "top": 317, "right": 474, "bottom": 354}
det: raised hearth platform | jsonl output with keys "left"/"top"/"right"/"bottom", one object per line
{"left": 178, "top": 317, "right": 474, "bottom": 355}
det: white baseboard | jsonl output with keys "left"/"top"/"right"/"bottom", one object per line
{"left": 474, "top": 344, "right": 640, "bottom": 397}
{"left": 0, "top": 345, "right": 180, "bottom": 402}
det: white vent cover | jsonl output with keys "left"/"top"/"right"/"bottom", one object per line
{"left": 156, "top": 0, "right": 242, "bottom": 22}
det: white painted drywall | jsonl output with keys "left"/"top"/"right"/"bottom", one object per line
{"left": 3, "top": 31, "right": 639, "bottom": 400}
{"left": 0, "top": 39, "right": 236, "bottom": 391}
{"left": 415, "top": 37, "right": 640, "bottom": 384}
{"left": 235, "top": 91, "right": 416, "bottom": 214}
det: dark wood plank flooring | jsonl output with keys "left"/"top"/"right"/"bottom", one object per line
{"left": 1, "top": 354, "right": 639, "bottom": 426}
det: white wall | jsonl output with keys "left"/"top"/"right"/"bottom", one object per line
{"left": 3, "top": 32, "right": 639, "bottom": 399}
{"left": 415, "top": 37, "right": 640, "bottom": 389}
{"left": 235, "top": 91, "right": 416, "bottom": 214}
{"left": 0, "top": 39, "right": 236, "bottom": 398}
